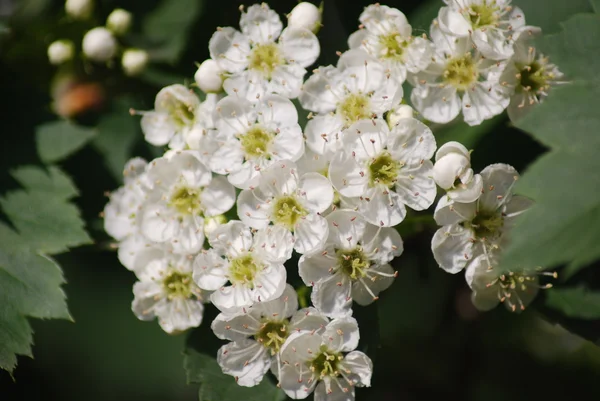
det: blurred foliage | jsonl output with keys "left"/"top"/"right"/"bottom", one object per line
{"left": 36, "top": 121, "right": 96, "bottom": 163}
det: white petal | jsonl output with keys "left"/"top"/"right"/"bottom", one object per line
{"left": 193, "top": 250, "right": 229, "bottom": 291}
{"left": 279, "top": 27, "right": 320, "bottom": 67}
{"left": 395, "top": 161, "right": 437, "bottom": 211}
{"left": 435, "top": 141, "right": 470, "bottom": 162}
{"left": 240, "top": 4, "right": 282, "bottom": 43}
{"left": 342, "top": 351, "right": 373, "bottom": 386}
{"left": 253, "top": 226, "right": 294, "bottom": 263}
{"left": 314, "top": 380, "right": 354, "bottom": 401}
{"left": 298, "top": 172, "right": 334, "bottom": 213}
{"left": 214, "top": 95, "right": 256, "bottom": 137}
{"left": 462, "top": 84, "right": 510, "bottom": 126}
{"left": 389, "top": 117, "right": 437, "bottom": 161}
{"left": 437, "top": 6, "right": 470, "bottom": 36}
{"left": 140, "top": 203, "right": 178, "bottom": 243}
{"left": 403, "top": 36, "right": 434, "bottom": 73}
{"left": 227, "top": 160, "right": 261, "bottom": 190}
{"left": 156, "top": 298, "right": 204, "bottom": 333}
{"left": 217, "top": 339, "right": 270, "bottom": 387}
{"left": 252, "top": 263, "right": 288, "bottom": 303}
{"left": 358, "top": 187, "right": 407, "bottom": 227}
{"left": 298, "top": 247, "right": 336, "bottom": 285}
{"left": 311, "top": 273, "right": 353, "bottom": 318}
{"left": 256, "top": 284, "right": 299, "bottom": 319}
{"left": 298, "top": 65, "right": 340, "bottom": 113}
{"left": 169, "top": 218, "right": 205, "bottom": 254}
{"left": 208, "top": 138, "right": 245, "bottom": 175}
{"left": 432, "top": 153, "right": 470, "bottom": 189}
{"left": 431, "top": 224, "right": 474, "bottom": 273}
{"left": 271, "top": 126, "right": 305, "bottom": 162}
{"left": 347, "top": 29, "right": 368, "bottom": 49}
{"left": 118, "top": 235, "right": 156, "bottom": 271}
{"left": 323, "top": 316, "right": 360, "bottom": 352}
{"left": 290, "top": 307, "right": 329, "bottom": 333}
{"left": 433, "top": 196, "right": 477, "bottom": 226}
{"left": 351, "top": 263, "right": 395, "bottom": 305}
{"left": 362, "top": 225, "right": 403, "bottom": 264}
{"left": 211, "top": 312, "right": 261, "bottom": 341}
{"left": 325, "top": 210, "right": 366, "bottom": 249}
{"left": 211, "top": 284, "right": 254, "bottom": 310}
{"left": 411, "top": 85, "right": 460, "bottom": 124}
{"left": 201, "top": 175, "right": 236, "bottom": 216}
{"left": 304, "top": 113, "right": 344, "bottom": 156}
{"left": 447, "top": 174, "right": 484, "bottom": 203}
{"left": 269, "top": 63, "right": 306, "bottom": 99}
{"left": 328, "top": 151, "right": 368, "bottom": 198}
{"left": 479, "top": 163, "right": 519, "bottom": 212}
{"left": 140, "top": 112, "right": 176, "bottom": 146}
{"left": 294, "top": 214, "right": 329, "bottom": 254}
{"left": 131, "top": 281, "right": 162, "bottom": 321}
{"left": 236, "top": 189, "right": 271, "bottom": 229}
{"left": 257, "top": 94, "right": 298, "bottom": 125}
{"left": 209, "top": 27, "right": 250, "bottom": 73}
{"left": 209, "top": 220, "right": 253, "bottom": 256}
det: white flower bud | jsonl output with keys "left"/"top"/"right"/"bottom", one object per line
{"left": 386, "top": 104, "right": 414, "bottom": 128}
{"left": 47, "top": 40, "right": 74, "bottom": 65}
{"left": 82, "top": 27, "right": 117, "bottom": 62}
{"left": 106, "top": 8, "right": 132, "bottom": 36}
{"left": 194, "top": 59, "right": 223, "bottom": 93}
{"left": 287, "top": 2, "right": 322, "bottom": 33}
{"left": 65, "top": 0, "right": 93, "bottom": 20}
{"left": 433, "top": 141, "right": 482, "bottom": 203}
{"left": 203, "top": 214, "right": 227, "bottom": 237}
{"left": 122, "top": 49, "right": 148, "bottom": 76}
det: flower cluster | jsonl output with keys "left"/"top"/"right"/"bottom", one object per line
{"left": 103, "top": 1, "right": 561, "bottom": 399}
{"left": 48, "top": 0, "right": 148, "bottom": 76}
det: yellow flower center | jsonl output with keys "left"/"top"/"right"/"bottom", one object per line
{"left": 443, "top": 53, "right": 478, "bottom": 91}
{"left": 249, "top": 43, "right": 284, "bottom": 78}
{"left": 254, "top": 320, "right": 290, "bottom": 355}
{"left": 517, "top": 61, "right": 549, "bottom": 93}
{"left": 228, "top": 254, "right": 261, "bottom": 287}
{"left": 338, "top": 93, "right": 372, "bottom": 127}
{"left": 336, "top": 247, "right": 369, "bottom": 280}
{"left": 369, "top": 151, "right": 399, "bottom": 188}
{"left": 239, "top": 126, "right": 274, "bottom": 159}
{"left": 169, "top": 186, "right": 202, "bottom": 216}
{"left": 379, "top": 32, "right": 408, "bottom": 60}
{"left": 163, "top": 270, "right": 194, "bottom": 300}
{"left": 468, "top": 1, "right": 500, "bottom": 29}
{"left": 272, "top": 195, "right": 307, "bottom": 229}
{"left": 310, "top": 345, "right": 343, "bottom": 379}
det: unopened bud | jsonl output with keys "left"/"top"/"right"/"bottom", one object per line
{"left": 194, "top": 59, "right": 224, "bottom": 93}
{"left": 106, "top": 8, "right": 132, "bottom": 36}
{"left": 122, "top": 48, "right": 149, "bottom": 76}
{"left": 287, "top": 2, "right": 322, "bottom": 34}
{"left": 47, "top": 40, "right": 74, "bottom": 65}
{"left": 82, "top": 27, "right": 117, "bottom": 62}
{"left": 386, "top": 105, "right": 414, "bottom": 128}
{"left": 65, "top": 0, "right": 94, "bottom": 20}
{"left": 204, "top": 215, "right": 228, "bottom": 237}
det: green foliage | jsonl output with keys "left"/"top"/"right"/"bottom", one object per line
{"left": 93, "top": 110, "right": 138, "bottom": 182}
{"left": 0, "top": 166, "right": 91, "bottom": 373}
{"left": 546, "top": 288, "right": 600, "bottom": 319}
{"left": 501, "top": 14, "right": 600, "bottom": 276}
{"left": 36, "top": 121, "right": 96, "bottom": 164}
{"left": 183, "top": 349, "right": 285, "bottom": 401}
{"left": 142, "top": 0, "right": 204, "bottom": 64}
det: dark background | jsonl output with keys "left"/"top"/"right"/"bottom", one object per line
{"left": 1, "top": 0, "right": 600, "bottom": 400}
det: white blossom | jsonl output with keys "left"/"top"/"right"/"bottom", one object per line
{"left": 82, "top": 27, "right": 117, "bottom": 62}
{"left": 410, "top": 25, "right": 510, "bottom": 126}
{"left": 106, "top": 8, "right": 132, "bottom": 36}
{"left": 278, "top": 317, "right": 373, "bottom": 400}
{"left": 300, "top": 49, "right": 403, "bottom": 157}
{"left": 433, "top": 141, "right": 482, "bottom": 202}
{"left": 209, "top": 3, "right": 320, "bottom": 102}
{"left": 237, "top": 160, "right": 333, "bottom": 254}
{"left": 65, "top": 0, "right": 93, "bottom": 20}
{"left": 212, "top": 285, "right": 328, "bottom": 386}
{"left": 140, "top": 151, "right": 235, "bottom": 254}
{"left": 298, "top": 210, "right": 402, "bottom": 318}
{"left": 122, "top": 48, "right": 148, "bottom": 76}
{"left": 131, "top": 249, "right": 207, "bottom": 334}
{"left": 194, "top": 59, "right": 224, "bottom": 93}
{"left": 48, "top": 40, "right": 74, "bottom": 65}
{"left": 431, "top": 163, "right": 533, "bottom": 274}
{"left": 348, "top": 4, "right": 433, "bottom": 84}
{"left": 437, "top": 0, "right": 525, "bottom": 60}
{"left": 499, "top": 26, "right": 564, "bottom": 122}
{"left": 192, "top": 221, "right": 292, "bottom": 311}
{"left": 287, "top": 2, "right": 322, "bottom": 33}
{"left": 209, "top": 94, "right": 304, "bottom": 189}
{"left": 386, "top": 104, "right": 414, "bottom": 128}
{"left": 466, "top": 255, "right": 555, "bottom": 312}
{"left": 328, "top": 118, "right": 437, "bottom": 227}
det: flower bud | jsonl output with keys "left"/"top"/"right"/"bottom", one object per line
{"left": 47, "top": 40, "right": 74, "bottom": 65}
{"left": 386, "top": 104, "right": 414, "bottom": 128}
{"left": 122, "top": 49, "right": 148, "bottom": 76}
{"left": 204, "top": 214, "right": 228, "bottom": 237}
{"left": 433, "top": 141, "right": 482, "bottom": 203}
{"left": 82, "top": 27, "right": 117, "bottom": 62}
{"left": 65, "top": 0, "right": 93, "bottom": 20}
{"left": 106, "top": 8, "right": 132, "bottom": 36}
{"left": 194, "top": 59, "right": 223, "bottom": 93}
{"left": 287, "top": 2, "right": 322, "bottom": 33}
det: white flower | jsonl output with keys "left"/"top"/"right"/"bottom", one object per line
{"left": 65, "top": 0, "right": 93, "bottom": 20}
{"left": 386, "top": 104, "right": 414, "bottom": 128}
{"left": 103, "top": 157, "right": 148, "bottom": 242}
{"left": 175, "top": 93, "right": 222, "bottom": 152}
{"left": 300, "top": 49, "right": 403, "bottom": 157}
{"left": 48, "top": 40, "right": 74, "bottom": 65}
{"left": 298, "top": 210, "right": 402, "bottom": 318}
{"left": 209, "top": 3, "right": 320, "bottom": 101}
{"left": 122, "top": 48, "right": 148, "bottom": 76}
{"left": 212, "top": 284, "right": 328, "bottom": 387}
{"left": 106, "top": 8, "right": 132, "bottom": 36}
{"left": 131, "top": 249, "right": 207, "bottom": 334}
{"left": 237, "top": 160, "right": 333, "bottom": 254}
{"left": 465, "top": 255, "right": 555, "bottom": 312}
{"left": 287, "top": 2, "right": 322, "bottom": 34}
{"left": 499, "top": 26, "right": 564, "bottom": 122}
{"left": 348, "top": 4, "right": 433, "bottom": 84}
{"left": 431, "top": 163, "right": 533, "bottom": 274}
{"left": 140, "top": 151, "right": 235, "bottom": 254}
{"left": 140, "top": 84, "right": 200, "bottom": 147}
{"left": 437, "top": 0, "right": 525, "bottom": 60}
{"left": 194, "top": 59, "right": 224, "bottom": 93}
{"left": 210, "top": 94, "right": 304, "bottom": 189}
{"left": 278, "top": 316, "right": 373, "bottom": 400}
{"left": 328, "top": 118, "right": 437, "bottom": 227}
{"left": 82, "top": 27, "right": 117, "bottom": 62}
{"left": 433, "top": 141, "right": 482, "bottom": 202}
{"left": 192, "top": 221, "right": 292, "bottom": 311}
{"left": 410, "top": 25, "right": 510, "bottom": 126}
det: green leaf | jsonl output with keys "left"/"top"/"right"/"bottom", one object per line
{"left": 546, "top": 288, "right": 600, "bottom": 319}
{"left": 500, "top": 14, "right": 600, "bottom": 272}
{"left": 142, "top": 0, "right": 204, "bottom": 64}
{"left": 592, "top": 0, "right": 600, "bottom": 13}
{"left": 36, "top": 121, "right": 96, "bottom": 163}
{"left": 183, "top": 349, "right": 285, "bottom": 401}
{"left": 0, "top": 165, "right": 91, "bottom": 372}
{"left": 93, "top": 111, "right": 138, "bottom": 182}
